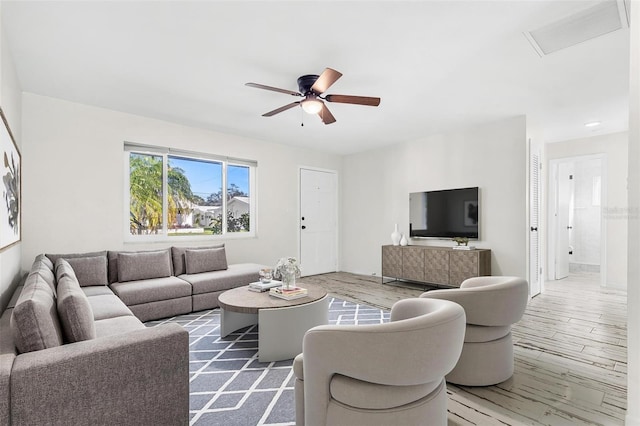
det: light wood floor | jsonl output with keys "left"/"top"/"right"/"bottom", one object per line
{"left": 298, "top": 272, "right": 627, "bottom": 426}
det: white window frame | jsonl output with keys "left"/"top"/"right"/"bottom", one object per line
{"left": 124, "top": 142, "right": 257, "bottom": 242}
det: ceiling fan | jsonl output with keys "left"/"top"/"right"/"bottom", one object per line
{"left": 245, "top": 67, "right": 381, "bottom": 125}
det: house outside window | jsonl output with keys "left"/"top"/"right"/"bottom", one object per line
{"left": 125, "top": 143, "right": 256, "bottom": 240}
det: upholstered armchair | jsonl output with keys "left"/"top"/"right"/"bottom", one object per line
{"left": 293, "top": 298, "right": 466, "bottom": 426}
{"left": 421, "top": 276, "right": 529, "bottom": 386}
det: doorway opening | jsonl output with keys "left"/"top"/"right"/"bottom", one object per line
{"left": 548, "top": 154, "right": 606, "bottom": 286}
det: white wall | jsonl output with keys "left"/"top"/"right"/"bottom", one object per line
{"left": 20, "top": 93, "right": 342, "bottom": 270}
{"left": 546, "top": 132, "right": 628, "bottom": 288}
{"left": 626, "top": 1, "right": 639, "bottom": 424}
{"left": 341, "top": 116, "right": 528, "bottom": 279}
{"left": 0, "top": 3, "right": 24, "bottom": 311}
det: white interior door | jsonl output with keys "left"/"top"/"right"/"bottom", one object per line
{"left": 555, "top": 162, "right": 573, "bottom": 280}
{"left": 299, "top": 168, "right": 337, "bottom": 276}
{"left": 529, "top": 150, "right": 541, "bottom": 296}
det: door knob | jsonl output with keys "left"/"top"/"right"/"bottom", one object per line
{"left": 301, "top": 225, "right": 306, "bottom": 230}
{"left": 530, "top": 227, "right": 538, "bottom": 232}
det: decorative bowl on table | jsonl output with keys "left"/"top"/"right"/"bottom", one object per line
{"left": 259, "top": 268, "right": 273, "bottom": 284}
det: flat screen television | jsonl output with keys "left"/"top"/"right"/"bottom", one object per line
{"left": 409, "top": 187, "right": 479, "bottom": 239}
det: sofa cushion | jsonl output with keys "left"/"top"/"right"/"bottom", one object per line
{"left": 117, "top": 249, "right": 172, "bottom": 282}
{"left": 185, "top": 247, "right": 228, "bottom": 274}
{"left": 81, "top": 285, "right": 134, "bottom": 321}
{"left": 10, "top": 273, "right": 63, "bottom": 353}
{"left": 107, "top": 250, "right": 119, "bottom": 284}
{"left": 108, "top": 249, "right": 176, "bottom": 284}
{"left": 64, "top": 255, "right": 108, "bottom": 286}
{"left": 54, "top": 256, "right": 108, "bottom": 287}
{"left": 329, "top": 374, "right": 442, "bottom": 410}
{"left": 87, "top": 294, "right": 134, "bottom": 321}
{"left": 34, "top": 253, "right": 54, "bottom": 271}
{"left": 180, "top": 263, "right": 263, "bottom": 295}
{"left": 54, "top": 258, "right": 78, "bottom": 282}
{"left": 171, "top": 244, "right": 224, "bottom": 276}
{"left": 57, "top": 275, "right": 96, "bottom": 343}
{"left": 110, "top": 276, "right": 192, "bottom": 306}
{"left": 94, "top": 315, "right": 144, "bottom": 338}
{"left": 46, "top": 250, "right": 107, "bottom": 265}
{"left": 464, "top": 324, "right": 511, "bottom": 343}
{"left": 81, "top": 286, "right": 115, "bottom": 297}
{"left": 30, "top": 259, "right": 56, "bottom": 296}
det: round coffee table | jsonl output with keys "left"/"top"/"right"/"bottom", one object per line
{"left": 218, "top": 283, "right": 328, "bottom": 362}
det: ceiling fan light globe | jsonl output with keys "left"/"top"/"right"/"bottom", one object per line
{"left": 301, "top": 99, "right": 323, "bottom": 114}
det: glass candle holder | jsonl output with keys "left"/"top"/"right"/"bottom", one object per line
{"left": 259, "top": 268, "right": 272, "bottom": 284}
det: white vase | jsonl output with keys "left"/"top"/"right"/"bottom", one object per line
{"left": 283, "top": 273, "right": 296, "bottom": 290}
{"left": 400, "top": 234, "right": 408, "bottom": 246}
{"left": 391, "top": 224, "right": 401, "bottom": 246}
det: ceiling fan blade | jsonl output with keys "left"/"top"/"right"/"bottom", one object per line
{"left": 325, "top": 94, "right": 381, "bottom": 106}
{"left": 245, "top": 82, "right": 301, "bottom": 97}
{"left": 262, "top": 101, "right": 300, "bottom": 117}
{"left": 311, "top": 68, "right": 343, "bottom": 94}
{"left": 318, "top": 103, "right": 336, "bottom": 125}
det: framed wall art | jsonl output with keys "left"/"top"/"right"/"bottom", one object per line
{"left": 1, "top": 107, "right": 21, "bottom": 251}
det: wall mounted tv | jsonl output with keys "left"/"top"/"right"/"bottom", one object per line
{"left": 409, "top": 187, "right": 479, "bottom": 239}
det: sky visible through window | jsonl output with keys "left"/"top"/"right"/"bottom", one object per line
{"left": 169, "top": 157, "right": 249, "bottom": 200}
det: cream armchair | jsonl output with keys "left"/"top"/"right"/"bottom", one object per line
{"left": 293, "top": 298, "right": 466, "bottom": 426}
{"left": 421, "top": 276, "right": 529, "bottom": 386}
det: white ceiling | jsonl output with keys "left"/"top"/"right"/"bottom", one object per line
{"left": 1, "top": 1, "right": 630, "bottom": 155}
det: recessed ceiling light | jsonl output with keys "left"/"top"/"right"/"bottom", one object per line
{"left": 585, "top": 121, "right": 601, "bottom": 128}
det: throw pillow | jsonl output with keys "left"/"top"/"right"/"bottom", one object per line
{"left": 171, "top": 244, "right": 225, "bottom": 276}
{"left": 66, "top": 255, "right": 108, "bottom": 286}
{"left": 34, "top": 253, "right": 54, "bottom": 271}
{"left": 30, "top": 261, "right": 56, "bottom": 295}
{"left": 57, "top": 275, "right": 96, "bottom": 343}
{"left": 55, "top": 258, "right": 78, "bottom": 282}
{"left": 10, "top": 273, "right": 64, "bottom": 353}
{"left": 185, "top": 247, "right": 228, "bottom": 274}
{"left": 117, "top": 249, "right": 172, "bottom": 282}
{"left": 46, "top": 250, "right": 107, "bottom": 265}
{"left": 107, "top": 251, "right": 119, "bottom": 284}
{"left": 51, "top": 255, "right": 108, "bottom": 287}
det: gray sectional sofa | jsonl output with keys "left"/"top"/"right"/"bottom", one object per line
{"left": 0, "top": 245, "right": 266, "bottom": 426}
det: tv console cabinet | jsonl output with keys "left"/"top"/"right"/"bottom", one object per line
{"left": 381, "top": 245, "right": 491, "bottom": 288}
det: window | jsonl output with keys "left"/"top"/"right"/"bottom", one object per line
{"left": 125, "top": 143, "right": 256, "bottom": 239}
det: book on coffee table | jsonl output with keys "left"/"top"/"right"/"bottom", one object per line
{"left": 269, "top": 286, "right": 308, "bottom": 300}
{"left": 248, "top": 280, "right": 283, "bottom": 292}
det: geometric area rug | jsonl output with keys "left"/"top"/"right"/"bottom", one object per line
{"left": 146, "top": 297, "right": 390, "bottom": 426}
